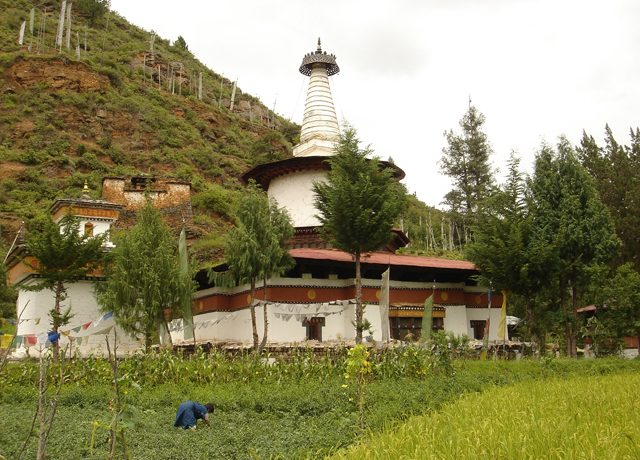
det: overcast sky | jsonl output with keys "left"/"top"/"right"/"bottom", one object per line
{"left": 110, "top": 0, "right": 640, "bottom": 208}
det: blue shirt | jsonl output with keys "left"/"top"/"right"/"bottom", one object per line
{"left": 174, "top": 401, "right": 207, "bottom": 429}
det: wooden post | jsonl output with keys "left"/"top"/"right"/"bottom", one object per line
{"left": 198, "top": 72, "right": 203, "bottom": 100}
{"left": 229, "top": 79, "right": 237, "bottom": 111}
{"left": 28, "top": 8, "right": 35, "bottom": 51}
{"left": 65, "top": 1, "right": 72, "bottom": 51}
{"left": 75, "top": 32, "right": 80, "bottom": 59}
{"left": 55, "top": 0, "right": 66, "bottom": 51}
{"left": 18, "top": 21, "right": 26, "bottom": 45}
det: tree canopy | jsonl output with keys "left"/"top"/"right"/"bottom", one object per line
{"left": 440, "top": 104, "right": 495, "bottom": 244}
{"left": 527, "top": 138, "right": 619, "bottom": 356}
{"left": 313, "top": 127, "right": 405, "bottom": 343}
{"left": 25, "top": 214, "right": 106, "bottom": 357}
{"left": 223, "top": 181, "right": 294, "bottom": 351}
{"left": 98, "top": 203, "right": 190, "bottom": 351}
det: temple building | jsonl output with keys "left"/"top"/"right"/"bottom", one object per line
{"left": 183, "top": 40, "right": 504, "bottom": 346}
{"left": 6, "top": 41, "right": 505, "bottom": 353}
{"left": 6, "top": 177, "right": 192, "bottom": 355}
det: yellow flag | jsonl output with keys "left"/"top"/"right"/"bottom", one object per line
{"left": 497, "top": 290, "right": 507, "bottom": 341}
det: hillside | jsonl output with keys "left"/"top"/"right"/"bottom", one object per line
{"left": 0, "top": 0, "right": 299, "bottom": 264}
{"left": 0, "top": 0, "right": 460, "bottom": 271}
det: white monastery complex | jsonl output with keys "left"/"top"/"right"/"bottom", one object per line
{"left": 6, "top": 39, "right": 506, "bottom": 355}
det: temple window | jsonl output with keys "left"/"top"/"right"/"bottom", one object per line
{"left": 84, "top": 222, "right": 94, "bottom": 237}
{"left": 470, "top": 320, "right": 486, "bottom": 340}
{"left": 303, "top": 317, "right": 325, "bottom": 341}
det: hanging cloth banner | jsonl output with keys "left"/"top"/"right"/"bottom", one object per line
{"left": 178, "top": 227, "right": 195, "bottom": 342}
{"left": 379, "top": 268, "right": 390, "bottom": 342}
{"left": 421, "top": 294, "right": 433, "bottom": 342}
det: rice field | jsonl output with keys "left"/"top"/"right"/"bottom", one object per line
{"left": 332, "top": 372, "right": 640, "bottom": 460}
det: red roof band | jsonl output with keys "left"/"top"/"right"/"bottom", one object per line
{"left": 288, "top": 248, "right": 476, "bottom": 271}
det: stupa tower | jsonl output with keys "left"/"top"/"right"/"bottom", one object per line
{"left": 243, "top": 39, "right": 401, "bottom": 231}
{"left": 293, "top": 38, "right": 340, "bottom": 157}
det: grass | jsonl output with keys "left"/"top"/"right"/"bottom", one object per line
{"left": 1, "top": 356, "right": 640, "bottom": 459}
{"left": 331, "top": 371, "right": 640, "bottom": 460}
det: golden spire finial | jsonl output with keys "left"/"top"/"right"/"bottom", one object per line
{"left": 82, "top": 180, "right": 90, "bottom": 198}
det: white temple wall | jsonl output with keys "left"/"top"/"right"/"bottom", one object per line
{"left": 466, "top": 307, "right": 507, "bottom": 341}
{"left": 268, "top": 170, "right": 327, "bottom": 227}
{"left": 14, "top": 279, "right": 141, "bottom": 357}
{"left": 442, "top": 305, "right": 469, "bottom": 337}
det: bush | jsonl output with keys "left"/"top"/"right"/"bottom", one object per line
{"left": 192, "top": 185, "right": 234, "bottom": 219}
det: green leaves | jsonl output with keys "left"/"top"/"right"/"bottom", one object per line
{"left": 224, "top": 181, "right": 294, "bottom": 287}
{"left": 440, "top": 104, "right": 495, "bottom": 232}
{"left": 98, "top": 203, "right": 190, "bottom": 349}
{"left": 313, "top": 127, "right": 406, "bottom": 256}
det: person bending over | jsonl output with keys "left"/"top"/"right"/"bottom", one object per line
{"left": 174, "top": 400, "right": 215, "bottom": 430}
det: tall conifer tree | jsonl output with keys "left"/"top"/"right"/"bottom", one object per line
{"left": 440, "top": 104, "right": 495, "bottom": 244}
{"left": 25, "top": 215, "right": 106, "bottom": 359}
{"left": 224, "top": 182, "right": 293, "bottom": 352}
{"left": 313, "top": 127, "right": 405, "bottom": 343}
{"left": 98, "top": 203, "right": 190, "bottom": 351}
{"left": 529, "top": 138, "right": 619, "bottom": 357}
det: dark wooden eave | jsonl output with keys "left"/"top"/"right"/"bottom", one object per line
{"left": 242, "top": 155, "right": 405, "bottom": 189}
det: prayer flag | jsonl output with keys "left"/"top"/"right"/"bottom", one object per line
{"left": 47, "top": 331, "right": 60, "bottom": 344}
{"left": 379, "top": 268, "right": 390, "bottom": 342}
{"left": 179, "top": 227, "right": 195, "bottom": 342}
{"left": 72, "top": 326, "right": 82, "bottom": 334}
{"left": 498, "top": 290, "right": 508, "bottom": 342}
{"left": 82, "top": 321, "right": 92, "bottom": 330}
{"left": 421, "top": 294, "right": 433, "bottom": 342}
{"left": 25, "top": 335, "right": 37, "bottom": 347}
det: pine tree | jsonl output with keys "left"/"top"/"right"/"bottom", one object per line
{"left": 25, "top": 215, "right": 106, "bottom": 359}
{"left": 577, "top": 126, "right": 640, "bottom": 270}
{"left": 224, "top": 181, "right": 294, "bottom": 352}
{"left": 440, "top": 104, "right": 495, "bottom": 244}
{"left": 528, "top": 138, "right": 619, "bottom": 357}
{"left": 313, "top": 127, "right": 406, "bottom": 343}
{"left": 98, "top": 203, "right": 190, "bottom": 351}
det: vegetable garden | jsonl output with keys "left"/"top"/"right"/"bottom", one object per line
{"left": 1, "top": 347, "right": 639, "bottom": 459}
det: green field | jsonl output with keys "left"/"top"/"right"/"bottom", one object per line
{"left": 332, "top": 372, "right": 640, "bottom": 460}
{"left": 1, "top": 352, "right": 639, "bottom": 459}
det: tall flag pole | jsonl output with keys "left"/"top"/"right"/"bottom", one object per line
{"left": 179, "top": 227, "right": 195, "bottom": 344}
{"left": 379, "top": 267, "right": 390, "bottom": 343}
{"left": 421, "top": 281, "right": 435, "bottom": 343}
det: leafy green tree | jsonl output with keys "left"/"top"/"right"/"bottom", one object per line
{"left": 528, "top": 138, "right": 619, "bottom": 357}
{"left": 76, "top": 0, "right": 110, "bottom": 26}
{"left": 585, "top": 263, "right": 640, "bottom": 355}
{"left": 98, "top": 203, "right": 190, "bottom": 351}
{"left": 313, "top": 127, "right": 406, "bottom": 344}
{"left": 25, "top": 215, "right": 106, "bottom": 358}
{"left": 440, "top": 104, "right": 495, "bottom": 244}
{"left": 173, "top": 35, "right": 189, "bottom": 52}
{"left": 224, "top": 182, "right": 294, "bottom": 352}
{"left": 0, "top": 245, "right": 17, "bottom": 321}
{"left": 465, "top": 153, "right": 548, "bottom": 348}
{"left": 578, "top": 126, "right": 640, "bottom": 270}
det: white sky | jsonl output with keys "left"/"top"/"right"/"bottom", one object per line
{"left": 110, "top": 0, "right": 640, "bottom": 208}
